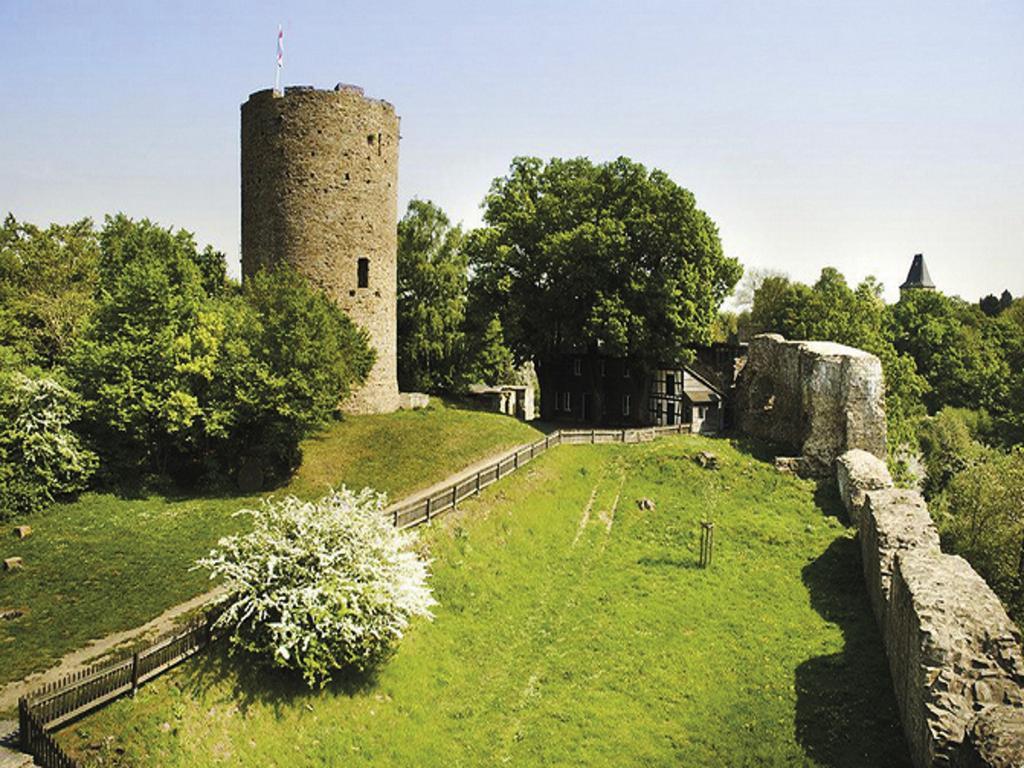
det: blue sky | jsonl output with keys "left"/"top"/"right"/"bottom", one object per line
{"left": 4, "top": 0, "right": 1022, "bottom": 302}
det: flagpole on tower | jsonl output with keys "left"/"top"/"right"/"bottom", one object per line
{"left": 274, "top": 25, "right": 284, "bottom": 95}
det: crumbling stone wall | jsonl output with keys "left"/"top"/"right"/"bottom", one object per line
{"left": 838, "top": 451, "right": 1024, "bottom": 767}
{"left": 737, "top": 334, "right": 886, "bottom": 473}
{"left": 241, "top": 85, "right": 400, "bottom": 414}
{"left": 836, "top": 448, "right": 892, "bottom": 525}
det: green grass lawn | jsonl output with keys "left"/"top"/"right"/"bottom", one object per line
{"left": 0, "top": 401, "right": 542, "bottom": 688}
{"left": 58, "top": 436, "right": 910, "bottom": 767}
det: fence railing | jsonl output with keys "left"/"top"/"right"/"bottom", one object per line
{"left": 15, "top": 421, "right": 692, "bottom": 767}
{"left": 390, "top": 423, "right": 690, "bottom": 529}
{"left": 19, "top": 616, "right": 213, "bottom": 767}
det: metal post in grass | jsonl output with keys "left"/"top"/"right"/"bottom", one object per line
{"left": 699, "top": 520, "right": 715, "bottom": 568}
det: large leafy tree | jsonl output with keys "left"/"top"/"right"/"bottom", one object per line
{"left": 397, "top": 200, "right": 468, "bottom": 392}
{"left": 466, "top": 157, "right": 742, "bottom": 380}
{"left": 69, "top": 215, "right": 372, "bottom": 486}
{"left": 888, "top": 289, "right": 1013, "bottom": 415}
{"left": 0, "top": 214, "right": 100, "bottom": 368}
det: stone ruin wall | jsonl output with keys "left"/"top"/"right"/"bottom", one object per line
{"left": 737, "top": 334, "right": 1024, "bottom": 766}
{"left": 241, "top": 85, "right": 400, "bottom": 414}
{"left": 736, "top": 333, "right": 887, "bottom": 473}
{"left": 837, "top": 451, "right": 1024, "bottom": 768}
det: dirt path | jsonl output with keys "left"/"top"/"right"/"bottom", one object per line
{"left": 0, "top": 586, "right": 226, "bottom": 712}
{"left": 0, "top": 439, "right": 540, "bottom": 713}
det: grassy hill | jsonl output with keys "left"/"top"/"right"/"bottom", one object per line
{"left": 0, "top": 401, "right": 542, "bottom": 687}
{"left": 59, "top": 436, "right": 910, "bottom": 767}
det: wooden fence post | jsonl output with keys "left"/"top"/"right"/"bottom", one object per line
{"left": 130, "top": 651, "right": 140, "bottom": 697}
{"left": 514, "top": 451, "right": 519, "bottom": 470}
{"left": 18, "top": 697, "right": 29, "bottom": 752}
{"left": 451, "top": 484, "right": 457, "bottom": 510}
{"left": 476, "top": 471, "right": 481, "bottom": 494}
{"left": 700, "top": 521, "right": 715, "bottom": 568}
{"left": 426, "top": 496, "right": 432, "bottom": 522}
{"left": 591, "top": 429, "right": 596, "bottom": 444}
{"left": 544, "top": 435, "right": 550, "bottom": 450}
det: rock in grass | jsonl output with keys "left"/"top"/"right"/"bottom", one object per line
{"left": 696, "top": 451, "right": 719, "bottom": 469}
{"left": 13, "top": 525, "right": 32, "bottom": 540}
{"left": 636, "top": 498, "right": 656, "bottom": 511}
{"left": 3, "top": 557, "right": 24, "bottom": 571}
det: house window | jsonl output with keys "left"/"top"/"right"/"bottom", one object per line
{"left": 666, "top": 373, "right": 675, "bottom": 397}
{"left": 622, "top": 393, "right": 631, "bottom": 416}
{"left": 357, "top": 258, "right": 369, "bottom": 288}
{"left": 698, "top": 406, "right": 707, "bottom": 419}
{"left": 573, "top": 358, "right": 582, "bottom": 376}
{"left": 562, "top": 391, "right": 572, "bottom": 412}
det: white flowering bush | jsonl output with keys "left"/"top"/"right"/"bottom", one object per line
{"left": 197, "top": 487, "right": 436, "bottom": 687}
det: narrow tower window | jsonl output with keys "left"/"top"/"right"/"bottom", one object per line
{"left": 357, "top": 257, "right": 370, "bottom": 288}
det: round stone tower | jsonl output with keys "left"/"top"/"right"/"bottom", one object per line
{"left": 241, "top": 84, "right": 400, "bottom": 414}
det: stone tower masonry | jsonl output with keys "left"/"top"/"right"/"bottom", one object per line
{"left": 240, "top": 84, "right": 400, "bottom": 414}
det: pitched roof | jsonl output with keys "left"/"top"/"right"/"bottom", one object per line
{"left": 900, "top": 253, "right": 936, "bottom": 290}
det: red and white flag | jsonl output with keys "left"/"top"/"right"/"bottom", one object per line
{"left": 276, "top": 26, "right": 284, "bottom": 69}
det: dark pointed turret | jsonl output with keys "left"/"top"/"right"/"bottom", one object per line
{"left": 900, "top": 253, "right": 936, "bottom": 293}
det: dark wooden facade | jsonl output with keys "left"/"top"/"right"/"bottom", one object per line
{"left": 539, "top": 354, "right": 650, "bottom": 426}
{"left": 540, "top": 352, "right": 727, "bottom": 430}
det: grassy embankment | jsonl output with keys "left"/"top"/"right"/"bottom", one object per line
{"left": 0, "top": 402, "right": 542, "bottom": 687}
{"left": 60, "top": 436, "right": 910, "bottom": 767}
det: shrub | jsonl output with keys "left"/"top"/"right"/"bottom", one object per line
{"left": 917, "top": 408, "right": 986, "bottom": 498}
{"left": 0, "top": 372, "right": 97, "bottom": 519}
{"left": 932, "top": 449, "right": 1024, "bottom": 622}
{"left": 198, "top": 488, "right": 436, "bottom": 687}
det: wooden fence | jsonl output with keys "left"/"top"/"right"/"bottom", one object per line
{"left": 15, "top": 422, "right": 692, "bottom": 767}
{"left": 390, "top": 424, "right": 689, "bottom": 529}
{"left": 19, "top": 616, "right": 213, "bottom": 767}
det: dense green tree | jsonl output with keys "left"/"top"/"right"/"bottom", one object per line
{"left": 462, "top": 310, "right": 516, "bottom": 385}
{"left": 466, "top": 156, "right": 741, "bottom": 393}
{"left": 932, "top": 448, "right": 1024, "bottom": 622}
{"left": 917, "top": 408, "right": 988, "bottom": 498}
{"left": 69, "top": 215, "right": 372, "bottom": 486}
{"left": 980, "top": 294, "right": 1002, "bottom": 317}
{"left": 231, "top": 266, "right": 374, "bottom": 477}
{"left": 396, "top": 200, "right": 468, "bottom": 392}
{"left": 0, "top": 214, "right": 100, "bottom": 368}
{"left": 0, "top": 371, "right": 97, "bottom": 519}
{"left": 888, "top": 290, "right": 1011, "bottom": 415}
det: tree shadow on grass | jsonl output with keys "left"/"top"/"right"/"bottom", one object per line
{"left": 795, "top": 536, "right": 911, "bottom": 767}
{"left": 175, "top": 639, "right": 382, "bottom": 720}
